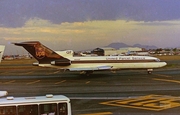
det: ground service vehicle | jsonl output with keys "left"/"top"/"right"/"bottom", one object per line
{"left": 0, "top": 94, "right": 71, "bottom": 115}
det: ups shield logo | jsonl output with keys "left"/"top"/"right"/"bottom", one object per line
{"left": 34, "top": 44, "right": 45, "bottom": 59}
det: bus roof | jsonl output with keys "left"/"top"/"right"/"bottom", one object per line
{"left": 0, "top": 94, "right": 70, "bottom": 106}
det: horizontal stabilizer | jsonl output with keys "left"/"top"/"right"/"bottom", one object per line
{"left": 13, "top": 42, "right": 38, "bottom": 46}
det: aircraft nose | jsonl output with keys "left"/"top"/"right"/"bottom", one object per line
{"left": 158, "top": 62, "right": 167, "bottom": 67}
{"left": 163, "top": 62, "right": 167, "bottom": 67}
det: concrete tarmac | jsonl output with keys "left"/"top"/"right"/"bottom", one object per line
{"left": 1, "top": 69, "right": 180, "bottom": 96}
{"left": 0, "top": 59, "right": 180, "bottom": 114}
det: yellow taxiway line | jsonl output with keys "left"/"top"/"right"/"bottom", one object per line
{"left": 54, "top": 80, "right": 66, "bottom": 84}
{"left": 4, "top": 80, "right": 16, "bottom": 84}
{"left": 26, "top": 80, "right": 41, "bottom": 85}
{"left": 100, "top": 95, "right": 180, "bottom": 111}
{"left": 153, "top": 78, "right": 180, "bottom": 84}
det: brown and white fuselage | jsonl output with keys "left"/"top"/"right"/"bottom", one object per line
{"left": 45, "top": 55, "right": 166, "bottom": 73}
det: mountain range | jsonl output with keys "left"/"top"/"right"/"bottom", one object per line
{"left": 105, "top": 42, "right": 158, "bottom": 50}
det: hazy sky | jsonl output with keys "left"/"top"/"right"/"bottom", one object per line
{"left": 1, "top": 0, "right": 180, "bottom": 54}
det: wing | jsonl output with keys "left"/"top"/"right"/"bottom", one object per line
{"left": 69, "top": 65, "right": 113, "bottom": 71}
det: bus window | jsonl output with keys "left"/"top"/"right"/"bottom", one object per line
{"left": 40, "top": 103, "right": 57, "bottom": 115}
{"left": 58, "top": 103, "right": 67, "bottom": 115}
{"left": 0, "top": 106, "right": 16, "bottom": 115}
{"left": 18, "top": 104, "right": 38, "bottom": 115}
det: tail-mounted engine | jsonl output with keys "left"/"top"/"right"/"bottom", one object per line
{"left": 51, "top": 60, "right": 71, "bottom": 66}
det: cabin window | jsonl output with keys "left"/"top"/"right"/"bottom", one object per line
{"left": 0, "top": 106, "right": 16, "bottom": 115}
{"left": 58, "top": 103, "right": 67, "bottom": 115}
{"left": 18, "top": 104, "right": 38, "bottom": 115}
{"left": 40, "top": 103, "right": 57, "bottom": 115}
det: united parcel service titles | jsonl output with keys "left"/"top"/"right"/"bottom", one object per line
{"left": 106, "top": 57, "right": 146, "bottom": 60}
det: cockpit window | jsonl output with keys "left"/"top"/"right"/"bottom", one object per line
{"left": 155, "top": 59, "right": 160, "bottom": 62}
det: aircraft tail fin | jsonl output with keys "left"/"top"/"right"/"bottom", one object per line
{"left": 14, "top": 41, "right": 69, "bottom": 64}
{"left": 0, "top": 45, "right": 5, "bottom": 63}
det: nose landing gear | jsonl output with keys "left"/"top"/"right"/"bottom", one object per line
{"left": 147, "top": 69, "right": 153, "bottom": 74}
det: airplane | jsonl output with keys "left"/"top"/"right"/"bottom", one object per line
{"left": 0, "top": 45, "right": 5, "bottom": 63}
{"left": 0, "top": 45, "right": 8, "bottom": 97}
{"left": 14, "top": 41, "right": 167, "bottom": 75}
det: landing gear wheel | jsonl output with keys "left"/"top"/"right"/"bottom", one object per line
{"left": 147, "top": 69, "right": 153, "bottom": 74}
{"left": 80, "top": 71, "right": 93, "bottom": 76}
{"left": 85, "top": 71, "right": 93, "bottom": 76}
{"left": 148, "top": 71, "right": 152, "bottom": 74}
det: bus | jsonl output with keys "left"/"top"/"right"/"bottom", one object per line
{"left": 0, "top": 94, "right": 71, "bottom": 115}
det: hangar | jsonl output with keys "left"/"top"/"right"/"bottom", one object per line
{"left": 92, "top": 47, "right": 144, "bottom": 56}
{"left": 91, "top": 47, "right": 116, "bottom": 56}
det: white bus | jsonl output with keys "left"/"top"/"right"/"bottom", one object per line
{"left": 0, "top": 94, "right": 71, "bottom": 115}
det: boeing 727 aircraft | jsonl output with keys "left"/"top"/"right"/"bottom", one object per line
{"left": 14, "top": 41, "right": 167, "bottom": 75}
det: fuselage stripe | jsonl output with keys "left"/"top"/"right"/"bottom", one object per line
{"left": 71, "top": 60, "right": 157, "bottom": 64}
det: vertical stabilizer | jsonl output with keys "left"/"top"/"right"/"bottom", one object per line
{"left": 14, "top": 41, "right": 69, "bottom": 64}
{"left": 0, "top": 45, "right": 5, "bottom": 63}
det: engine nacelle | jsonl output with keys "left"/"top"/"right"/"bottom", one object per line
{"left": 51, "top": 60, "right": 71, "bottom": 66}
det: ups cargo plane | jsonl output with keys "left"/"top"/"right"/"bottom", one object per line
{"left": 14, "top": 41, "right": 167, "bottom": 75}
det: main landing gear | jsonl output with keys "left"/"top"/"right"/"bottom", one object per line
{"left": 80, "top": 71, "right": 94, "bottom": 76}
{"left": 147, "top": 69, "right": 153, "bottom": 74}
